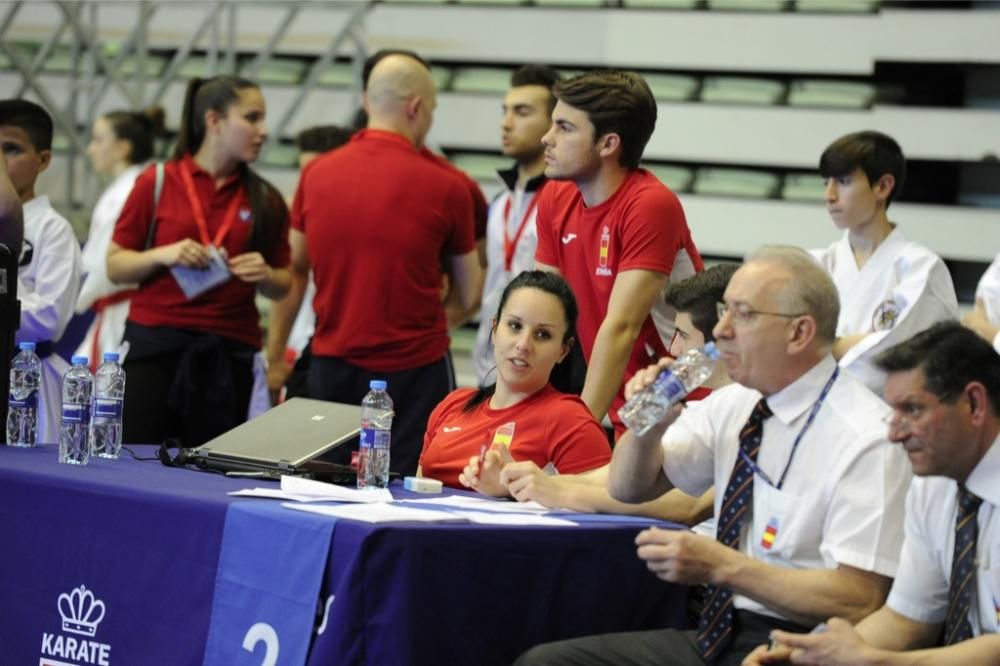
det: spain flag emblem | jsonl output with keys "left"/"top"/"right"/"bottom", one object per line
{"left": 761, "top": 517, "right": 779, "bottom": 550}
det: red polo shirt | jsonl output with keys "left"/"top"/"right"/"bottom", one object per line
{"left": 292, "top": 129, "right": 476, "bottom": 371}
{"left": 421, "top": 146, "right": 488, "bottom": 240}
{"left": 535, "top": 169, "right": 702, "bottom": 433}
{"left": 113, "top": 155, "right": 290, "bottom": 348}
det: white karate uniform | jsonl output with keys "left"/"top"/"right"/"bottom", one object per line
{"left": 973, "top": 253, "right": 1000, "bottom": 354}
{"left": 15, "top": 196, "right": 82, "bottom": 445}
{"left": 473, "top": 184, "right": 542, "bottom": 384}
{"left": 75, "top": 165, "right": 142, "bottom": 360}
{"left": 812, "top": 228, "right": 959, "bottom": 394}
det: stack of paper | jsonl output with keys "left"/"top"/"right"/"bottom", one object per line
{"left": 228, "top": 476, "right": 392, "bottom": 503}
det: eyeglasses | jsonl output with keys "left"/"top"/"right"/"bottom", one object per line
{"left": 716, "top": 302, "right": 805, "bottom": 326}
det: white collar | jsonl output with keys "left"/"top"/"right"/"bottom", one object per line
{"left": 22, "top": 194, "right": 51, "bottom": 223}
{"left": 966, "top": 431, "right": 1000, "bottom": 506}
{"left": 765, "top": 355, "right": 839, "bottom": 427}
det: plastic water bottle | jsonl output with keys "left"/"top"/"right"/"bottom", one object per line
{"left": 619, "top": 342, "right": 720, "bottom": 436}
{"left": 357, "top": 379, "right": 393, "bottom": 489}
{"left": 6, "top": 341, "right": 42, "bottom": 447}
{"left": 60, "top": 356, "right": 93, "bottom": 465}
{"left": 92, "top": 352, "right": 125, "bottom": 459}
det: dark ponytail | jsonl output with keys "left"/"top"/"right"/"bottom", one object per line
{"left": 464, "top": 270, "right": 579, "bottom": 411}
{"left": 173, "top": 75, "right": 287, "bottom": 256}
{"left": 103, "top": 106, "right": 165, "bottom": 165}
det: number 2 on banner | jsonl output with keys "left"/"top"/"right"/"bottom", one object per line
{"left": 242, "top": 622, "right": 280, "bottom": 666}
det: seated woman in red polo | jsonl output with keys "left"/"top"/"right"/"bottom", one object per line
{"left": 418, "top": 270, "right": 611, "bottom": 494}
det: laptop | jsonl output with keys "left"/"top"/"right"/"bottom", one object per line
{"left": 188, "top": 397, "right": 363, "bottom": 479}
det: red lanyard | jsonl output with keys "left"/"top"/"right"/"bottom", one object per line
{"left": 502, "top": 183, "right": 544, "bottom": 272}
{"left": 179, "top": 162, "right": 244, "bottom": 247}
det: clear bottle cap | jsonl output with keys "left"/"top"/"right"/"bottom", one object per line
{"left": 103, "top": 352, "right": 120, "bottom": 362}
{"left": 369, "top": 379, "right": 387, "bottom": 390}
{"left": 18, "top": 341, "right": 36, "bottom": 351}
{"left": 71, "top": 355, "right": 88, "bottom": 366}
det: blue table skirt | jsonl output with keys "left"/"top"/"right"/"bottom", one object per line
{"left": 0, "top": 444, "right": 690, "bottom": 665}
{"left": 0, "top": 444, "right": 258, "bottom": 665}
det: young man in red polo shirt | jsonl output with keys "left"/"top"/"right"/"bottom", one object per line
{"left": 289, "top": 54, "right": 482, "bottom": 476}
{"left": 534, "top": 70, "right": 702, "bottom": 437}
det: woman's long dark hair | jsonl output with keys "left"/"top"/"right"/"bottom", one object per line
{"left": 174, "top": 75, "right": 286, "bottom": 256}
{"left": 464, "top": 270, "right": 579, "bottom": 411}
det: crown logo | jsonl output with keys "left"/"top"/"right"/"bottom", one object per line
{"left": 57, "top": 585, "right": 106, "bottom": 637}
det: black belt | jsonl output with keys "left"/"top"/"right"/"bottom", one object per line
{"left": 735, "top": 609, "right": 811, "bottom": 634}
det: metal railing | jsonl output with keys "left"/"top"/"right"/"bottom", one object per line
{"left": 0, "top": 0, "right": 373, "bottom": 215}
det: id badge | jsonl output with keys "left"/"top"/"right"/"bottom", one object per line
{"left": 170, "top": 246, "right": 231, "bottom": 300}
{"left": 751, "top": 481, "right": 795, "bottom": 557}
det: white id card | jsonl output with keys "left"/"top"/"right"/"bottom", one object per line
{"left": 170, "top": 246, "right": 231, "bottom": 300}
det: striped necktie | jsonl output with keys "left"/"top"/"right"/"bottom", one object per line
{"left": 943, "top": 484, "right": 983, "bottom": 646}
{"left": 697, "top": 398, "right": 772, "bottom": 662}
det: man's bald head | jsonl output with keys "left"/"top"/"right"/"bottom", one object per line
{"left": 365, "top": 54, "right": 437, "bottom": 145}
{"left": 367, "top": 55, "right": 435, "bottom": 114}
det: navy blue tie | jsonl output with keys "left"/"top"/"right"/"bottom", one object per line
{"left": 697, "top": 398, "right": 772, "bottom": 662}
{"left": 942, "top": 484, "right": 982, "bottom": 646}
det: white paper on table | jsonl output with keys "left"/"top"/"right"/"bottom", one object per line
{"left": 280, "top": 475, "right": 392, "bottom": 503}
{"left": 451, "top": 511, "right": 578, "bottom": 527}
{"left": 398, "top": 495, "right": 554, "bottom": 514}
{"left": 228, "top": 488, "right": 369, "bottom": 503}
{"left": 283, "top": 502, "right": 466, "bottom": 524}
{"left": 228, "top": 488, "right": 318, "bottom": 502}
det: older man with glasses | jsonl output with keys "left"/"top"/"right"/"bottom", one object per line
{"left": 516, "top": 245, "right": 912, "bottom": 666}
{"left": 745, "top": 320, "right": 1000, "bottom": 665}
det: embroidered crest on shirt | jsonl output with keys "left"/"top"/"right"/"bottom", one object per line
{"left": 595, "top": 226, "right": 612, "bottom": 277}
{"left": 871, "top": 299, "right": 899, "bottom": 331}
{"left": 18, "top": 239, "right": 33, "bottom": 267}
{"left": 239, "top": 208, "right": 252, "bottom": 222}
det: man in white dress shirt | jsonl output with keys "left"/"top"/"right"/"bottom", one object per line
{"left": 812, "top": 131, "right": 958, "bottom": 394}
{"left": 516, "top": 246, "right": 911, "bottom": 666}
{"left": 745, "top": 321, "right": 1000, "bottom": 665}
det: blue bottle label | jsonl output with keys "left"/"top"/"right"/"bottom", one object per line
{"left": 652, "top": 371, "right": 687, "bottom": 402}
{"left": 61, "top": 403, "right": 90, "bottom": 423}
{"left": 94, "top": 398, "right": 123, "bottom": 419}
{"left": 360, "top": 427, "right": 390, "bottom": 450}
{"left": 9, "top": 391, "right": 36, "bottom": 409}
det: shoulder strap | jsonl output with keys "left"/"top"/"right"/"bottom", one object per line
{"left": 144, "top": 162, "right": 165, "bottom": 250}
